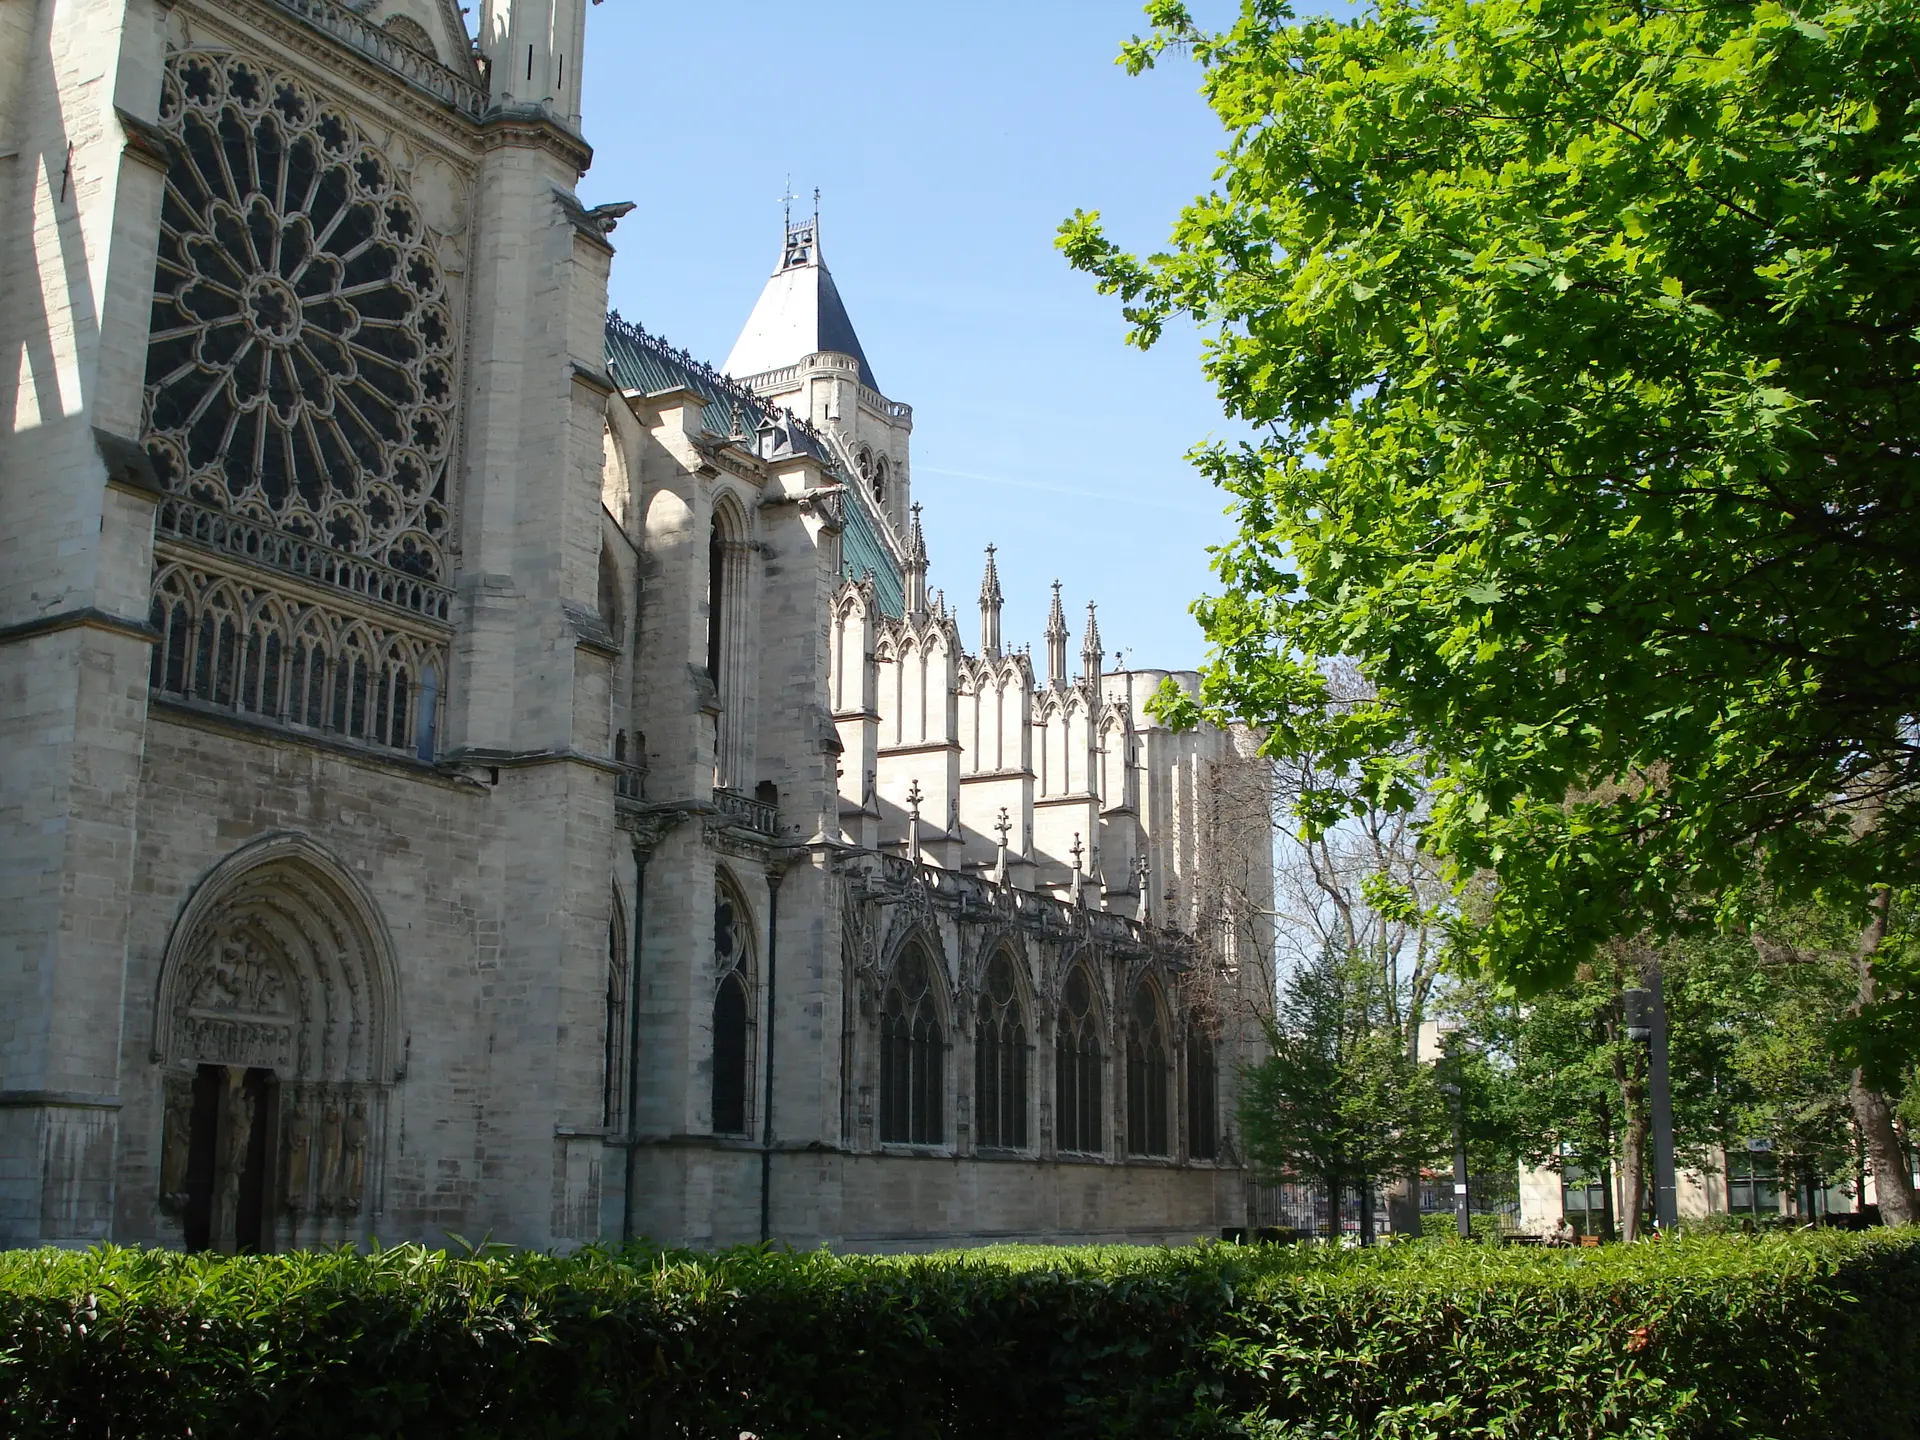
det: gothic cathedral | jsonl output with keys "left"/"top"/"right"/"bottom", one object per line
{"left": 0, "top": 0, "right": 1274, "bottom": 1251}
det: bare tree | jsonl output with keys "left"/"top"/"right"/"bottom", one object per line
{"left": 1264, "top": 665, "right": 1453, "bottom": 1234}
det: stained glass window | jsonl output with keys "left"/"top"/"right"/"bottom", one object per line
{"left": 1055, "top": 967, "right": 1103, "bottom": 1154}
{"left": 974, "top": 952, "right": 1027, "bottom": 1150}
{"left": 143, "top": 53, "right": 455, "bottom": 590}
{"left": 880, "top": 947, "right": 943, "bottom": 1145}
{"left": 711, "top": 880, "right": 751, "bottom": 1135}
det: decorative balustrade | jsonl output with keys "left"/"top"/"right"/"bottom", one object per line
{"left": 260, "top": 0, "right": 486, "bottom": 115}
{"left": 157, "top": 499, "right": 454, "bottom": 624}
{"left": 711, "top": 787, "right": 778, "bottom": 836}
{"left": 857, "top": 383, "right": 912, "bottom": 422}
{"left": 870, "top": 853, "right": 1186, "bottom": 953}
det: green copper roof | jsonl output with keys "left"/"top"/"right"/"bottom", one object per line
{"left": 839, "top": 485, "right": 903, "bottom": 617}
{"left": 603, "top": 312, "right": 902, "bottom": 618}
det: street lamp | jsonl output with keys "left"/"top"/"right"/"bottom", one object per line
{"left": 1436, "top": 1017, "right": 1471, "bottom": 1240}
{"left": 1621, "top": 976, "right": 1679, "bottom": 1233}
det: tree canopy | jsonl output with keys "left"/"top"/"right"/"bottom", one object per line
{"left": 1062, "top": 0, "right": 1920, "bottom": 990}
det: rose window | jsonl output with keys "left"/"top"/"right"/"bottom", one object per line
{"left": 143, "top": 52, "right": 455, "bottom": 586}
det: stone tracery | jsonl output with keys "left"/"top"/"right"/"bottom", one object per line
{"left": 144, "top": 51, "right": 457, "bottom": 588}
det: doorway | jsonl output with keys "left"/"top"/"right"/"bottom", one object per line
{"left": 180, "top": 1063, "right": 276, "bottom": 1253}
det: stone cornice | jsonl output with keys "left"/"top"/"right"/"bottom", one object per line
{"left": 179, "top": 0, "right": 484, "bottom": 162}
{"left": 478, "top": 106, "right": 591, "bottom": 172}
{"left": 0, "top": 607, "right": 159, "bottom": 649}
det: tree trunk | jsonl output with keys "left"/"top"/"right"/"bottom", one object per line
{"left": 1611, "top": 1003, "right": 1649, "bottom": 1242}
{"left": 1384, "top": 1175, "right": 1423, "bottom": 1239}
{"left": 1360, "top": 1176, "right": 1376, "bottom": 1244}
{"left": 1618, "top": 1108, "right": 1649, "bottom": 1242}
{"left": 1849, "top": 889, "right": 1917, "bottom": 1226}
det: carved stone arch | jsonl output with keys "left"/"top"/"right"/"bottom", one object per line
{"left": 711, "top": 486, "right": 753, "bottom": 543}
{"left": 597, "top": 536, "right": 626, "bottom": 649}
{"left": 712, "top": 863, "right": 758, "bottom": 987}
{"left": 879, "top": 920, "right": 952, "bottom": 1027}
{"left": 380, "top": 12, "right": 437, "bottom": 59}
{"left": 152, "top": 833, "right": 401, "bottom": 1253}
{"left": 154, "top": 833, "right": 402, "bottom": 1082}
{"left": 601, "top": 416, "right": 633, "bottom": 529}
{"left": 835, "top": 582, "right": 870, "bottom": 623}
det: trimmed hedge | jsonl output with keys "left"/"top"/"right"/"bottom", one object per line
{"left": 2, "top": 1232, "right": 1916, "bottom": 1439}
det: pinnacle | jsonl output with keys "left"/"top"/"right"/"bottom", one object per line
{"left": 980, "top": 543, "right": 1003, "bottom": 607}
{"left": 1045, "top": 579, "right": 1068, "bottom": 639}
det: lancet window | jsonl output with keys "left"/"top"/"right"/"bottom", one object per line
{"left": 973, "top": 951, "right": 1027, "bottom": 1150}
{"left": 1186, "top": 1021, "right": 1218, "bottom": 1161}
{"left": 1054, "top": 967, "right": 1103, "bottom": 1154}
{"left": 602, "top": 893, "right": 629, "bottom": 1132}
{"left": 707, "top": 495, "right": 752, "bottom": 787}
{"left": 880, "top": 946, "right": 943, "bottom": 1145}
{"left": 1126, "top": 984, "right": 1171, "bottom": 1157}
{"left": 710, "top": 877, "right": 752, "bottom": 1136}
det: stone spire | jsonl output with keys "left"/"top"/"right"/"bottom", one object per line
{"left": 1081, "top": 601, "right": 1103, "bottom": 688}
{"left": 904, "top": 503, "right": 929, "bottom": 617}
{"left": 1044, "top": 580, "right": 1069, "bottom": 688}
{"left": 979, "top": 544, "right": 1003, "bottom": 658}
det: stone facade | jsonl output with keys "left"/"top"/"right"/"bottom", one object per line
{"left": 0, "top": 0, "right": 1274, "bottom": 1252}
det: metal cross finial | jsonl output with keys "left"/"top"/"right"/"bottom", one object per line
{"left": 994, "top": 807, "right": 1013, "bottom": 845}
{"left": 781, "top": 174, "right": 796, "bottom": 228}
{"left": 906, "top": 779, "right": 923, "bottom": 819}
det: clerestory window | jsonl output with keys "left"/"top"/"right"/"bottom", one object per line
{"left": 710, "top": 878, "right": 752, "bottom": 1135}
{"left": 1126, "top": 984, "right": 1170, "bottom": 1157}
{"left": 974, "top": 952, "right": 1027, "bottom": 1149}
{"left": 1054, "top": 968, "right": 1103, "bottom": 1154}
{"left": 880, "top": 947, "right": 943, "bottom": 1145}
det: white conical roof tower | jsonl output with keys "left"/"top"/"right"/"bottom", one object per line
{"left": 723, "top": 200, "right": 878, "bottom": 388}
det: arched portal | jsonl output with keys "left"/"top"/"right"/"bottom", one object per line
{"left": 152, "top": 835, "right": 401, "bottom": 1253}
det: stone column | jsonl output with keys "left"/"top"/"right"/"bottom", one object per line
{"left": 0, "top": 0, "right": 171, "bottom": 1244}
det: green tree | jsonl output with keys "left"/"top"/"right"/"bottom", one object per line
{"left": 1451, "top": 940, "right": 1748, "bottom": 1239}
{"left": 1062, "top": 0, "right": 1920, "bottom": 1221}
{"left": 1240, "top": 946, "right": 1447, "bottom": 1241}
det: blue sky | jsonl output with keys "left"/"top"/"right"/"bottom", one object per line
{"left": 577, "top": 1, "right": 1249, "bottom": 672}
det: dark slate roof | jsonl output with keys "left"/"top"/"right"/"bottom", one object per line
{"left": 813, "top": 264, "right": 878, "bottom": 391}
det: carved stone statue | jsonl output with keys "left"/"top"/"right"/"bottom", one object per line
{"left": 215, "top": 1074, "right": 253, "bottom": 1249}
{"left": 281, "top": 1091, "right": 313, "bottom": 1215}
{"left": 158, "top": 1075, "right": 194, "bottom": 1215}
{"left": 339, "top": 1098, "right": 368, "bottom": 1215}
{"left": 315, "top": 1095, "right": 344, "bottom": 1215}
{"left": 189, "top": 934, "right": 287, "bottom": 1015}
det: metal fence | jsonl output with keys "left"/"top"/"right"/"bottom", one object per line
{"left": 1247, "top": 1171, "right": 1520, "bottom": 1237}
